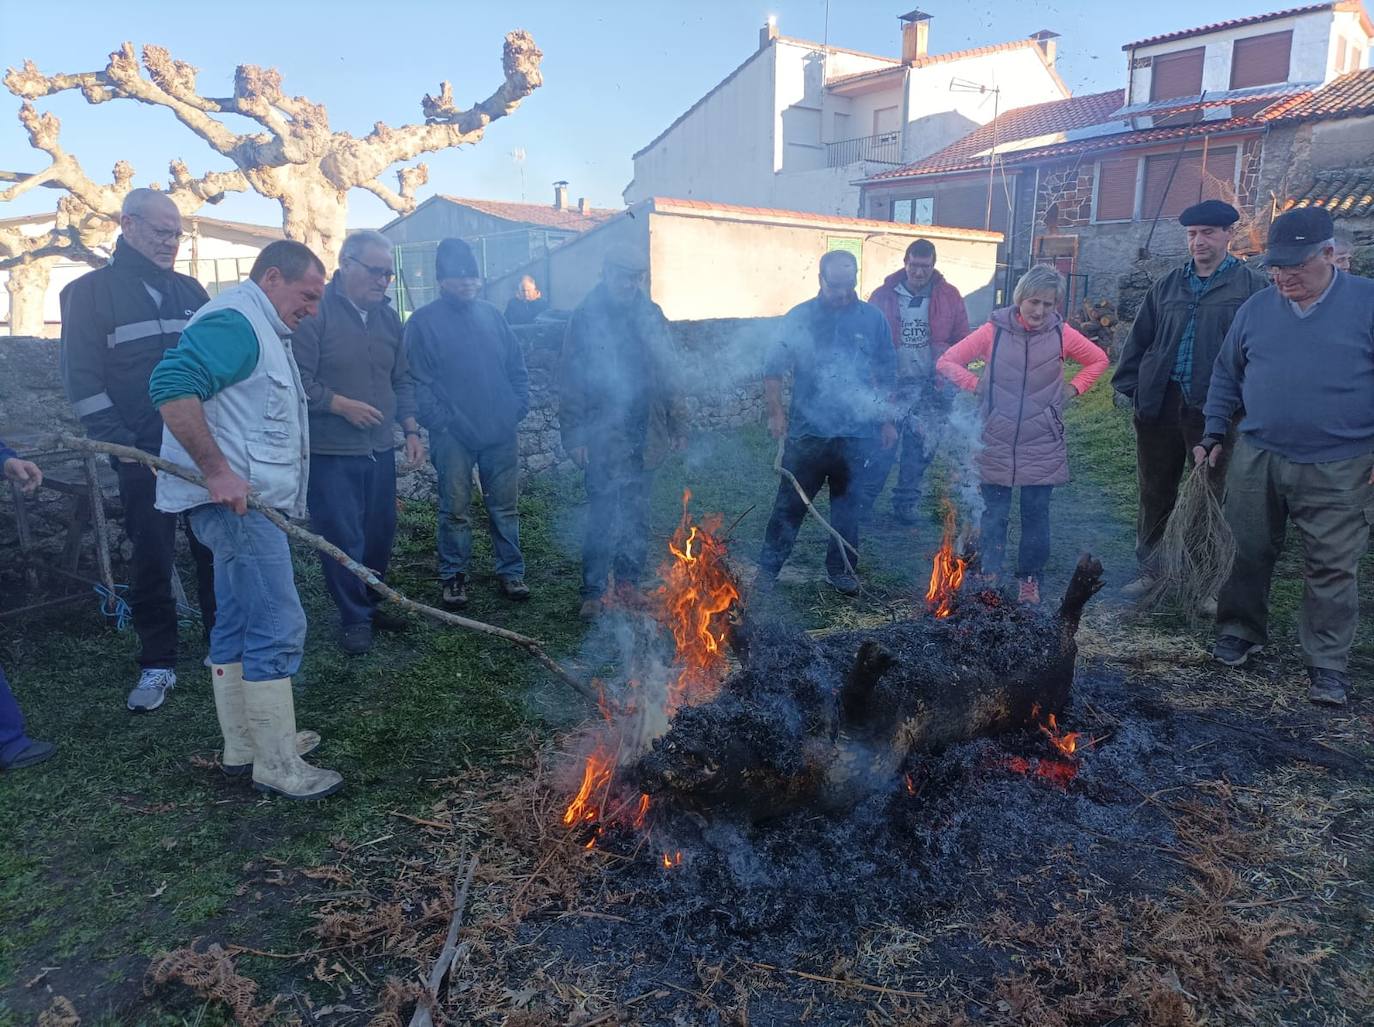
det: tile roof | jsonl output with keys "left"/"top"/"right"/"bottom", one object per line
{"left": 646, "top": 196, "right": 1003, "bottom": 241}
{"left": 1122, "top": 3, "right": 1335, "bottom": 49}
{"left": 434, "top": 195, "right": 617, "bottom": 231}
{"left": 864, "top": 69, "right": 1374, "bottom": 184}
{"left": 1283, "top": 169, "right": 1374, "bottom": 216}
{"left": 866, "top": 89, "right": 1127, "bottom": 178}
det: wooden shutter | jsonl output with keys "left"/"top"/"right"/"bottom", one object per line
{"left": 1095, "top": 156, "right": 1138, "bottom": 221}
{"left": 1230, "top": 31, "right": 1292, "bottom": 89}
{"left": 1142, "top": 151, "right": 1203, "bottom": 220}
{"left": 935, "top": 184, "right": 988, "bottom": 229}
{"left": 1150, "top": 47, "right": 1205, "bottom": 101}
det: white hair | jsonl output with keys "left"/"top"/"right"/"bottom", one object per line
{"left": 339, "top": 229, "right": 393, "bottom": 263}
{"left": 1013, "top": 265, "right": 1065, "bottom": 304}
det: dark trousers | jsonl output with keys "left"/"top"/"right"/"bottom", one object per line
{"left": 864, "top": 422, "right": 935, "bottom": 514}
{"left": 307, "top": 451, "right": 398, "bottom": 627}
{"left": 759, "top": 436, "right": 867, "bottom": 579}
{"left": 980, "top": 483, "right": 1053, "bottom": 579}
{"left": 0, "top": 664, "right": 32, "bottom": 764}
{"left": 582, "top": 449, "right": 654, "bottom": 599}
{"left": 1134, "top": 382, "right": 1232, "bottom": 571}
{"left": 116, "top": 461, "right": 216, "bottom": 669}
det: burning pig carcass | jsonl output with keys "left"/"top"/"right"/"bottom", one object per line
{"left": 629, "top": 555, "right": 1104, "bottom": 819}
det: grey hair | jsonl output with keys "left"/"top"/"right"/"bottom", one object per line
{"left": 339, "top": 229, "right": 393, "bottom": 263}
{"left": 1332, "top": 234, "right": 1353, "bottom": 255}
{"left": 120, "top": 187, "right": 177, "bottom": 219}
{"left": 1013, "top": 265, "right": 1065, "bottom": 304}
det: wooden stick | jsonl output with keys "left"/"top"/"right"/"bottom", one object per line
{"left": 579, "top": 988, "right": 670, "bottom": 1026}
{"left": 58, "top": 435, "right": 599, "bottom": 705}
{"left": 409, "top": 853, "right": 479, "bottom": 1027}
{"left": 772, "top": 436, "right": 857, "bottom": 577}
{"left": 748, "top": 961, "right": 925, "bottom": 1000}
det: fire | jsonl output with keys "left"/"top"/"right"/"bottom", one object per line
{"left": 661, "top": 851, "right": 683, "bottom": 869}
{"left": 655, "top": 489, "right": 740, "bottom": 710}
{"left": 1040, "top": 712, "right": 1080, "bottom": 758}
{"left": 562, "top": 744, "right": 615, "bottom": 828}
{"left": 925, "top": 503, "right": 967, "bottom": 619}
{"left": 997, "top": 706, "right": 1087, "bottom": 788}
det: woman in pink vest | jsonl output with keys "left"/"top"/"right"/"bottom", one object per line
{"left": 936, "top": 266, "right": 1108, "bottom": 604}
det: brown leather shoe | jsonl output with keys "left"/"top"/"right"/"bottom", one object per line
{"left": 498, "top": 576, "right": 531, "bottom": 601}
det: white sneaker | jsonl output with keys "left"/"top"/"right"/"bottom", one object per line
{"left": 127, "top": 668, "right": 176, "bottom": 712}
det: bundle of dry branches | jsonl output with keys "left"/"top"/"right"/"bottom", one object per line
{"left": 1145, "top": 463, "right": 1236, "bottom": 621}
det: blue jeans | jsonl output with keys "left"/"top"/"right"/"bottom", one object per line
{"left": 432, "top": 432, "right": 524, "bottom": 580}
{"left": 189, "top": 506, "right": 308, "bottom": 682}
{"left": 864, "top": 422, "right": 935, "bottom": 513}
{"left": 308, "top": 452, "right": 398, "bottom": 627}
{"left": 582, "top": 449, "right": 654, "bottom": 599}
{"left": 980, "top": 484, "right": 1054, "bottom": 579}
{"left": 0, "top": 664, "right": 33, "bottom": 765}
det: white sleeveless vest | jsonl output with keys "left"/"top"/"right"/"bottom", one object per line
{"left": 156, "top": 280, "right": 311, "bottom": 516}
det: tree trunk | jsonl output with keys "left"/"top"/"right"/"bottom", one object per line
{"left": 633, "top": 557, "right": 1105, "bottom": 819}
{"left": 5, "top": 260, "right": 51, "bottom": 337}
{"left": 279, "top": 177, "right": 350, "bottom": 272}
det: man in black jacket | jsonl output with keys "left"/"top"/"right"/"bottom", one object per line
{"left": 60, "top": 188, "right": 216, "bottom": 712}
{"left": 293, "top": 231, "right": 423, "bottom": 654}
{"left": 1112, "top": 200, "right": 1268, "bottom": 603}
{"left": 406, "top": 239, "right": 531, "bottom": 609}
{"left": 559, "top": 244, "right": 686, "bottom": 619}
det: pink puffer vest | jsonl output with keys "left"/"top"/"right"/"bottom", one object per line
{"left": 976, "top": 307, "right": 1068, "bottom": 487}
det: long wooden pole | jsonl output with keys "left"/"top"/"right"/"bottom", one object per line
{"left": 59, "top": 435, "right": 600, "bottom": 705}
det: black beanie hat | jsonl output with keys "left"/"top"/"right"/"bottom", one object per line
{"left": 436, "top": 238, "right": 479, "bottom": 279}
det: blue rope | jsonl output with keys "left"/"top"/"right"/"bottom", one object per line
{"left": 93, "top": 583, "right": 133, "bottom": 631}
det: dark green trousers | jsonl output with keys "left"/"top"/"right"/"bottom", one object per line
{"left": 1217, "top": 437, "right": 1374, "bottom": 671}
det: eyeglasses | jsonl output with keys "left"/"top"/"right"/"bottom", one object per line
{"left": 1268, "top": 253, "right": 1322, "bottom": 278}
{"left": 346, "top": 256, "right": 396, "bottom": 282}
{"left": 129, "top": 214, "right": 183, "bottom": 244}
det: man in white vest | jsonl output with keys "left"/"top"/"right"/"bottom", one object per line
{"left": 150, "top": 240, "right": 340, "bottom": 800}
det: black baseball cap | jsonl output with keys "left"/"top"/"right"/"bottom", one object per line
{"left": 1265, "top": 208, "right": 1335, "bottom": 267}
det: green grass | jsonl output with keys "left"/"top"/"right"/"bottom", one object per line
{"left": 1, "top": 393, "right": 1370, "bottom": 1023}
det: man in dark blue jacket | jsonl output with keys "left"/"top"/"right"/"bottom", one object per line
{"left": 60, "top": 188, "right": 216, "bottom": 713}
{"left": 405, "top": 239, "right": 530, "bottom": 608}
{"left": 0, "top": 439, "right": 56, "bottom": 771}
{"left": 758, "top": 250, "right": 897, "bottom": 596}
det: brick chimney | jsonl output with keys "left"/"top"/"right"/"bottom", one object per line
{"left": 1030, "top": 30, "right": 1060, "bottom": 67}
{"left": 578, "top": 197, "right": 590, "bottom": 215}
{"left": 553, "top": 180, "right": 569, "bottom": 210}
{"left": 899, "top": 9, "right": 931, "bottom": 63}
{"left": 759, "top": 14, "right": 778, "bottom": 51}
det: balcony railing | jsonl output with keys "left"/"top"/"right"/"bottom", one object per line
{"left": 826, "top": 132, "right": 902, "bottom": 168}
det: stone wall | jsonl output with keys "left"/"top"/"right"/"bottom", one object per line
{"left": 0, "top": 317, "right": 776, "bottom": 506}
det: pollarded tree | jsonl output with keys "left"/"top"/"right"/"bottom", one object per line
{"left": 4, "top": 31, "right": 544, "bottom": 267}
{"left": 0, "top": 102, "right": 246, "bottom": 335}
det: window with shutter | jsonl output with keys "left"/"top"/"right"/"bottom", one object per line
{"left": 1094, "top": 156, "right": 1139, "bottom": 221}
{"left": 1230, "top": 30, "right": 1292, "bottom": 88}
{"left": 1141, "top": 146, "right": 1239, "bottom": 219}
{"left": 1150, "top": 47, "right": 1205, "bottom": 101}
{"left": 934, "top": 184, "right": 988, "bottom": 229}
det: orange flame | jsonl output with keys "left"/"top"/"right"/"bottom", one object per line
{"left": 661, "top": 851, "right": 683, "bottom": 869}
{"left": 1040, "top": 712, "right": 1081, "bottom": 758}
{"left": 632, "top": 793, "right": 651, "bottom": 830}
{"left": 925, "top": 503, "right": 967, "bottom": 619}
{"left": 655, "top": 489, "right": 740, "bottom": 711}
{"left": 562, "top": 744, "right": 614, "bottom": 828}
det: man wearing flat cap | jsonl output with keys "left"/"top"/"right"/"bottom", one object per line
{"left": 1196, "top": 208, "right": 1374, "bottom": 707}
{"left": 406, "top": 238, "right": 531, "bottom": 609}
{"left": 558, "top": 244, "right": 686, "bottom": 619}
{"left": 1114, "top": 199, "right": 1267, "bottom": 608}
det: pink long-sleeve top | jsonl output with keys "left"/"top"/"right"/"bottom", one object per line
{"left": 937, "top": 315, "right": 1109, "bottom": 396}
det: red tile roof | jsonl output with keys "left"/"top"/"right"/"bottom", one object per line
{"left": 864, "top": 69, "right": 1374, "bottom": 184}
{"left": 1283, "top": 169, "right": 1374, "bottom": 216}
{"left": 434, "top": 195, "right": 617, "bottom": 231}
{"left": 1121, "top": 3, "right": 1350, "bottom": 50}
{"left": 869, "top": 89, "right": 1126, "bottom": 178}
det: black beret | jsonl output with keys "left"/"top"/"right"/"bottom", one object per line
{"left": 1178, "top": 199, "right": 1240, "bottom": 227}
{"left": 436, "top": 238, "right": 480, "bottom": 280}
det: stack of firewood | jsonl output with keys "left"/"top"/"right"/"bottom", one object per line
{"left": 1069, "top": 298, "right": 1120, "bottom": 348}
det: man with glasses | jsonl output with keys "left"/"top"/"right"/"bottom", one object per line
{"left": 1113, "top": 200, "right": 1268, "bottom": 611}
{"left": 60, "top": 188, "right": 217, "bottom": 712}
{"left": 407, "top": 238, "right": 531, "bottom": 609}
{"left": 756, "top": 250, "right": 897, "bottom": 597}
{"left": 1197, "top": 208, "right": 1374, "bottom": 707}
{"left": 559, "top": 244, "right": 686, "bottom": 619}
{"left": 293, "top": 230, "right": 422, "bottom": 654}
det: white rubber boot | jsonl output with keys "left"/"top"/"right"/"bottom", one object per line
{"left": 242, "top": 678, "right": 342, "bottom": 799}
{"left": 212, "top": 663, "right": 321, "bottom": 778}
